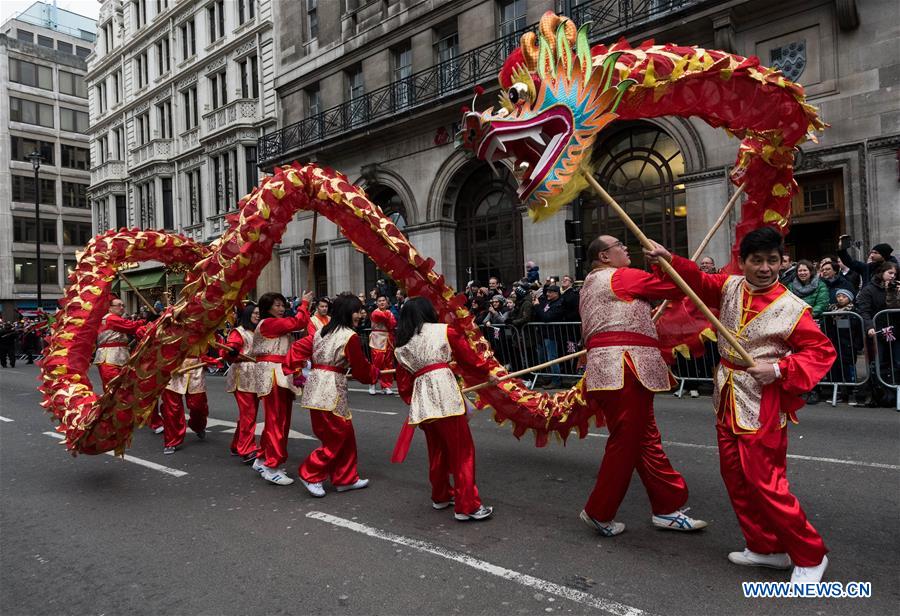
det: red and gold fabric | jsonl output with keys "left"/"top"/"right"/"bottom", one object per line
{"left": 253, "top": 313, "right": 309, "bottom": 397}
{"left": 165, "top": 356, "right": 208, "bottom": 395}
{"left": 300, "top": 328, "right": 378, "bottom": 419}
{"left": 94, "top": 313, "right": 142, "bottom": 367}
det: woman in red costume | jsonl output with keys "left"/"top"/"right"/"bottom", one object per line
{"left": 249, "top": 290, "right": 313, "bottom": 485}
{"left": 221, "top": 304, "right": 261, "bottom": 464}
{"left": 393, "top": 297, "right": 501, "bottom": 521}
{"left": 368, "top": 293, "right": 396, "bottom": 395}
{"left": 290, "top": 293, "right": 379, "bottom": 498}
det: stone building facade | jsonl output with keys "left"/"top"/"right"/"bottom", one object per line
{"left": 86, "top": 0, "right": 278, "bottom": 309}
{"left": 0, "top": 2, "right": 96, "bottom": 320}
{"left": 262, "top": 0, "right": 898, "bottom": 298}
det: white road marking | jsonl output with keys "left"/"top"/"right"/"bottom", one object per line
{"left": 202, "top": 417, "right": 314, "bottom": 440}
{"left": 350, "top": 408, "right": 398, "bottom": 416}
{"left": 43, "top": 432, "right": 188, "bottom": 477}
{"left": 585, "top": 433, "right": 900, "bottom": 470}
{"left": 307, "top": 511, "right": 652, "bottom": 616}
{"left": 0, "top": 416, "right": 13, "bottom": 422}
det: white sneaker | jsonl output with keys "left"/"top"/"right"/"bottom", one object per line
{"left": 690, "top": 390, "right": 700, "bottom": 398}
{"left": 153, "top": 426, "right": 164, "bottom": 434}
{"left": 300, "top": 478, "right": 326, "bottom": 498}
{"left": 261, "top": 466, "right": 294, "bottom": 486}
{"left": 728, "top": 548, "right": 792, "bottom": 570}
{"left": 251, "top": 457, "right": 266, "bottom": 474}
{"left": 432, "top": 500, "right": 454, "bottom": 510}
{"left": 369, "top": 385, "right": 376, "bottom": 395}
{"left": 383, "top": 388, "right": 393, "bottom": 396}
{"left": 579, "top": 510, "right": 624, "bottom": 536}
{"left": 790, "top": 555, "right": 828, "bottom": 583}
{"left": 335, "top": 478, "right": 369, "bottom": 493}
{"left": 652, "top": 508, "right": 708, "bottom": 532}
{"left": 455, "top": 505, "right": 493, "bottom": 521}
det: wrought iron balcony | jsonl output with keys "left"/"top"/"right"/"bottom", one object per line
{"left": 258, "top": 0, "right": 710, "bottom": 165}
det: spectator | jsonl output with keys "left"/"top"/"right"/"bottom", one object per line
{"left": 789, "top": 260, "right": 829, "bottom": 318}
{"left": 0, "top": 322, "right": 16, "bottom": 368}
{"left": 838, "top": 236, "right": 896, "bottom": 285}
{"left": 854, "top": 261, "right": 899, "bottom": 407}
{"left": 508, "top": 280, "right": 533, "bottom": 328}
{"left": 779, "top": 254, "right": 797, "bottom": 284}
{"left": 560, "top": 274, "right": 580, "bottom": 321}
{"left": 818, "top": 260, "right": 854, "bottom": 304}
{"left": 821, "top": 288, "right": 863, "bottom": 403}
{"left": 699, "top": 256, "right": 717, "bottom": 274}
{"left": 836, "top": 256, "right": 862, "bottom": 291}
{"left": 479, "top": 295, "right": 508, "bottom": 326}
{"left": 533, "top": 284, "right": 566, "bottom": 388}
{"left": 488, "top": 276, "right": 505, "bottom": 297}
{"left": 525, "top": 260, "right": 541, "bottom": 289}
{"left": 365, "top": 289, "right": 378, "bottom": 314}
{"left": 392, "top": 289, "right": 407, "bottom": 321}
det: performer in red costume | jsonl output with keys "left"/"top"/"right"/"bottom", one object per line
{"left": 159, "top": 354, "right": 218, "bottom": 454}
{"left": 94, "top": 299, "right": 148, "bottom": 430}
{"left": 393, "top": 297, "right": 502, "bottom": 521}
{"left": 647, "top": 227, "right": 835, "bottom": 583}
{"left": 308, "top": 297, "right": 331, "bottom": 335}
{"left": 249, "top": 291, "right": 313, "bottom": 485}
{"left": 578, "top": 235, "right": 707, "bottom": 537}
{"left": 368, "top": 293, "right": 396, "bottom": 395}
{"left": 221, "top": 304, "right": 261, "bottom": 463}
{"left": 291, "top": 293, "right": 379, "bottom": 498}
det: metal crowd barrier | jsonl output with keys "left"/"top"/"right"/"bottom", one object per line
{"left": 479, "top": 323, "right": 526, "bottom": 374}
{"left": 670, "top": 340, "right": 719, "bottom": 397}
{"left": 872, "top": 309, "right": 899, "bottom": 410}
{"left": 815, "top": 310, "right": 870, "bottom": 406}
{"left": 520, "top": 322, "right": 584, "bottom": 386}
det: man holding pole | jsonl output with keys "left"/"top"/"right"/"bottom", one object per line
{"left": 646, "top": 227, "right": 835, "bottom": 583}
{"left": 578, "top": 235, "right": 707, "bottom": 537}
{"left": 94, "top": 297, "right": 145, "bottom": 389}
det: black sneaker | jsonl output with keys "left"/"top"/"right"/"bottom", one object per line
{"left": 163, "top": 446, "right": 176, "bottom": 455}
{"left": 196, "top": 430, "right": 206, "bottom": 441}
{"left": 454, "top": 505, "right": 493, "bottom": 521}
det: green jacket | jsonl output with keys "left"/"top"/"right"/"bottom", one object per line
{"left": 790, "top": 278, "right": 830, "bottom": 318}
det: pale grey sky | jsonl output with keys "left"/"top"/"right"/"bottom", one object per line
{"left": 1, "top": 0, "right": 100, "bottom": 25}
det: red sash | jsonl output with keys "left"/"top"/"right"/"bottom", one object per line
{"left": 312, "top": 363, "right": 343, "bottom": 373}
{"left": 586, "top": 331, "right": 660, "bottom": 349}
{"left": 98, "top": 343, "right": 128, "bottom": 348}
{"left": 256, "top": 354, "right": 286, "bottom": 363}
{"left": 413, "top": 362, "right": 451, "bottom": 378}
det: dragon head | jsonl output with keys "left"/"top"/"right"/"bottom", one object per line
{"left": 461, "top": 12, "right": 633, "bottom": 221}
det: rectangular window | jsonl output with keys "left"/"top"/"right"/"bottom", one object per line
{"left": 62, "top": 182, "right": 89, "bottom": 209}
{"left": 186, "top": 168, "right": 202, "bottom": 224}
{"left": 113, "top": 71, "right": 122, "bottom": 104}
{"left": 17, "top": 30, "right": 34, "bottom": 44}
{"left": 114, "top": 126, "right": 125, "bottom": 159}
{"left": 156, "top": 100, "right": 172, "bottom": 138}
{"left": 61, "top": 144, "right": 90, "bottom": 170}
{"left": 10, "top": 97, "right": 54, "bottom": 128}
{"left": 135, "top": 111, "right": 151, "bottom": 145}
{"left": 12, "top": 175, "right": 56, "bottom": 205}
{"left": 37, "top": 34, "right": 54, "bottom": 49}
{"left": 60, "top": 71, "right": 88, "bottom": 98}
{"left": 115, "top": 195, "right": 128, "bottom": 228}
{"left": 60, "top": 107, "right": 90, "bottom": 133}
{"left": 57, "top": 40, "right": 73, "bottom": 54}
{"left": 182, "top": 86, "right": 199, "bottom": 129}
{"left": 210, "top": 70, "right": 227, "bottom": 110}
{"left": 347, "top": 66, "right": 366, "bottom": 127}
{"left": 307, "top": 0, "right": 318, "bottom": 39}
{"left": 211, "top": 151, "right": 237, "bottom": 214}
{"left": 133, "top": 0, "right": 147, "bottom": 29}
{"left": 63, "top": 221, "right": 94, "bottom": 246}
{"left": 392, "top": 42, "right": 413, "bottom": 109}
{"left": 11, "top": 136, "right": 55, "bottom": 165}
{"left": 12, "top": 218, "right": 57, "bottom": 243}
{"left": 10, "top": 58, "right": 54, "bottom": 90}
{"left": 238, "top": 0, "right": 255, "bottom": 25}
{"left": 180, "top": 19, "right": 196, "bottom": 59}
{"left": 95, "top": 83, "right": 107, "bottom": 113}
{"left": 137, "top": 181, "right": 155, "bottom": 228}
{"left": 103, "top": 22, "right": 115, "bottom": 54}
{"left": 244, "top": 146, "right": 258, "bottom": 195}
{"left": 156, "top": 0, "right": 169, "bottom": 14}
{"left": 434, "top": 28, "right": 460, "bottom": 93}
{"left": 98, "top": 135, "right": 109, "bottom": 164}
{"left": 75, "top": 46, "right": 90, "bottom": 59}
{"left": 13, "top": 258, "right": 58, "bottom": 285}
{"left": 162, "top": 177, "right": 174, "bottom": 229}
{"left": 239, "top": 55, "right": 259, "bottom": 99}
{"left": 208, "top": 0, "right": 225, "bottom": 43}
{"left": 156, "top": 37, "right": 171, "bottom": 75}
{"left": 135, "top": 52, "right": 149, "bottom": 88}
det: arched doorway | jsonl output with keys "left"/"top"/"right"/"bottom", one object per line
{"left": 581, "top": 123, "right": 687, "bottom": 268}
{"left": 454, "top": 163, "right": 523, "bottom": 289}
{"left": 363, "top": 184, "right": 408, "bottom": 297}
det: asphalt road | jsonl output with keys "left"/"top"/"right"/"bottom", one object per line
{"left": 1, "top": 363, "right": 898, "bottom": 616}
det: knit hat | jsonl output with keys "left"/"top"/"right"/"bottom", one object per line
{"left": 835, "top": 288, "right": 854, "bottom": 301}
{"left": 545, "top": 285, "right": 561, "bottom": 294}
{"left": 872, "top": 243, "right": 893, "bottom": 260}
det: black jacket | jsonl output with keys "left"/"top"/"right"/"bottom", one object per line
{"left": 560, "top": 287, "right": 580, "bottom": 322}
{"left": 854, "top": 279, "right": 887, "bottom": 330}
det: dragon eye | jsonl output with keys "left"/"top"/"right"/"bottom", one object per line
{"left": 507, "top": 82, "right": 531, "bottom": 106}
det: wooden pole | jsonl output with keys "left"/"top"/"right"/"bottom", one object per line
{"left": 652, "top": 184, "right": 745, "bottom": 322}
{"left": 209, "top": 339, "right": 256, "bottom": 363}
{"left": 581, "top": 172, "right": 755, "bottom": 366}
{"left": 118, "top": 272, "right": 158, "bottom": 315}
{"left": 461, "top": 349, "right": 586, "bottom": 394}
{"left": 174, "top": 361, "right": 207, "bottom": 375}
{"left": 306, "top": 212, "right": 318, "bottom": 294}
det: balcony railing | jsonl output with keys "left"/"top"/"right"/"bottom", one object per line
{"left": 90, "top": 160, "right": 127, "bottom": 185}
{"left": 181, "top": 127, "right": 200, "bottom": 151}
{"left": 132, "top": 139, "right": 173, "bottom": 167}
{"left": 258, "top": 0, "right": 711, "bottom": 164}
{"left": 204, "top": 98, "right": 260, "bottom": 135}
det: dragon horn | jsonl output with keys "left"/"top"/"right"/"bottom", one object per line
{"left": 610, "top": 78, "right": 637, "bottom": 113}
{"left": 576, "top": 22, "right": 593, "bottom": 80}
{"left": 555, "top": 22, "right": 574, "bottom": 81}
{"left": 599, "top": 51, "right": 625, "bottom": 93}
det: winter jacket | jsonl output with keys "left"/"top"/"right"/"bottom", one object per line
{"left": 789, "top": 277, "right": 830, "bottom": 318}
{"left": 854, "top": 279, "right": 888, "bottom": 330}
{"left": 821, "top": 274, "right": 855, "bottom": 304}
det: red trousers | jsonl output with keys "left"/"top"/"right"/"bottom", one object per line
{"left": 371, "top": 348, "right": 394, "bottom": 389}
{"left": 717, "top": 422, "right": 827, "bottom": 566}
{"left": 97, "top": 363, "right": 122, "bottom": 390}
{"left": 160, "top": 389, "right": 209, "bottom": 448}
{"left": 421, "top": 414, "right": 482, "bottom": 515}
{"left": 299, "top": 409, "right": 360, "bottom": 486}
{"left": 231, "top": 391, "right": 260, "bottom": 456}
{"left": 148, "top": 406, "right": 163, "bottom": 431}
{"left": 258, "top": 386, "right": 294, "bottom": 468}
{"left": 584, "top": 368, "right": 688, "bottom": 521}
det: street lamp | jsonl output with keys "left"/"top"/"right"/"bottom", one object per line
{"left": 27, "top": 150, "right": 43, "bottom": 309}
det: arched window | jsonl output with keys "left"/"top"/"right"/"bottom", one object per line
{"left": 454, "top": 164, "right": 523, "bottom": 289}
{"left": 582, "top": 124, "right": 687, "bottom": 267}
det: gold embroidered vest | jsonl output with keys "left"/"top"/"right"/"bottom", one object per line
{"left": 94, "top": 315, "right": 130, "bottom": 366}
{"left": 580, "top": 268, "right": 671, "bottom": 391}
{"left": 225, "top": 327, "right": 259, "bottom": 394}
{"left": 715, "top": 276, "right": 808, "bottom": 432}
{"left": 166, "top": 357, "right": 206, "bottom": 395}
{"left": 250, "top": 320, "right": 301, "bottom": 397}
{"left": 368, "top": 310, "right": 393, "bottom": 351}
{"left": 300, "top": 327, "right": 356, "bottom": 418}
{"left": 394, "top": 323, "right": 466, "bottom": 424}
